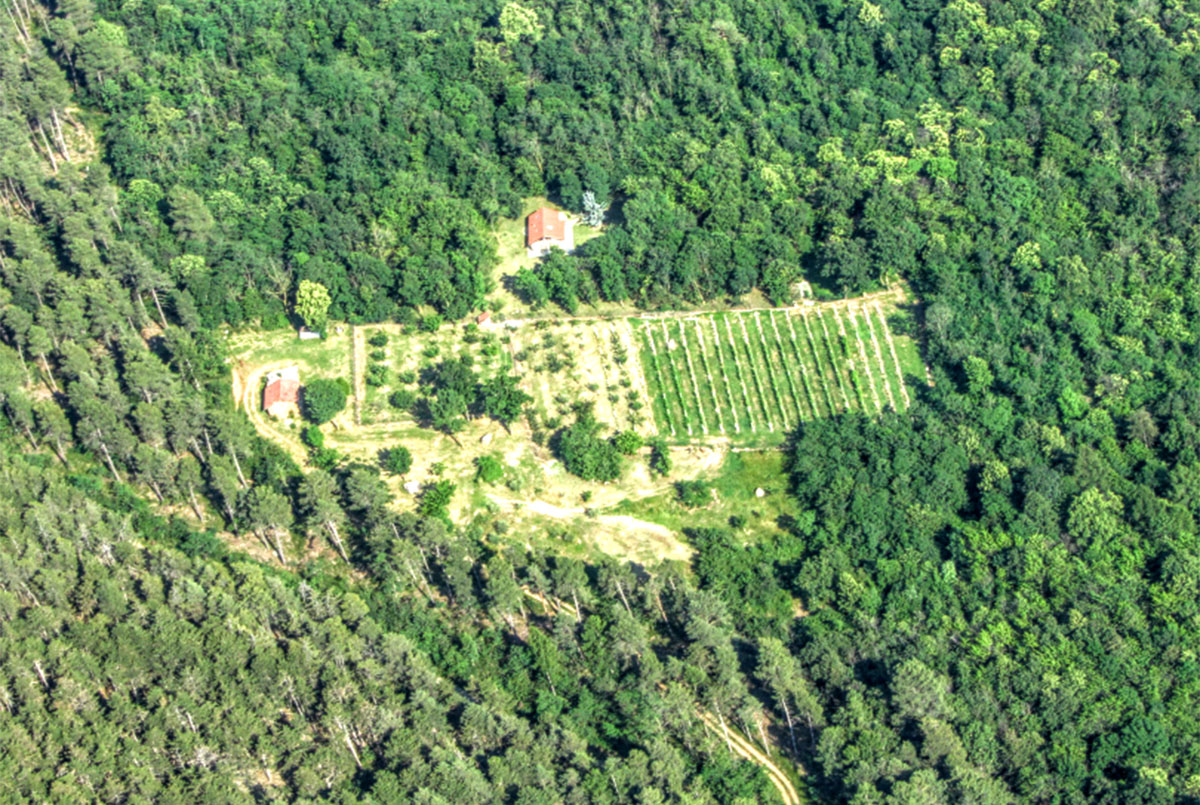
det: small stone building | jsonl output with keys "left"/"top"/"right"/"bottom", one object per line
{"left": 263, "top": 367, "right": 300, "bottom": 419}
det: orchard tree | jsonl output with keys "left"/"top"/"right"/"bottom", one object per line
{"left": 302, "top": 378, "right": 347, "bottom": 424}
{"left": 475, "top": 373, "right": 531, "bottom": 431}
{"left": 381, "top": 445, "right": 413, "bottom": 476}
{"left": 553, "top": 412, "right": 622, "bottom": 481}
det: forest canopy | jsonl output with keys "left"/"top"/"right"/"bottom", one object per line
{"left": 3, "top": 0, "right": 1200, "bottom": 801}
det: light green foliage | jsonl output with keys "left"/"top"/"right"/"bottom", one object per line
{"left": 295, "top": 279, "right": 332, "bottom": 330}
{"left": 499, "top": 2, "right": 543, "bottom": 44}
{"left": 475, "top": 453, "right": 504, "bottom": 484}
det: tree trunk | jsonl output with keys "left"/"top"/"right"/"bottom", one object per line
{"left": 97, "top": 438, "right": 122, "bottom": 482}
{"left": 49, "top": 107, "right": 69, "bottom": 162}
{"left": 35, "top": 122, "right": 57, "bottom": 172}
{"left": 653, "top": 590, "right": 669, "bottom": 624}
{"left": 615, "top": 579, "right": 633, "bottom": 616}
{"left": 149, "top": 287, "right": 168, "bottom": 328}
{"left": 230, "top": 449, "right": 248, "bottom": 488}
{"left": 37, "top": 354, "right": 58, "bottom": 393}
{"left": 780, "top": 697, "right": 798, "bottom": 757}
{"left": 186, "top": 485, "right": 204, "bottom": 521}
{"left": 201, "top": 428, "right": 215, "bottom": 458}
{"left": 268, "top": 528, "right": 286, "bottom": 563}
{"left": 51, "top": 438, "right": 68, "bottom": 466}
{"left": 325, "top": 520, "right": 348, "bottom": 562}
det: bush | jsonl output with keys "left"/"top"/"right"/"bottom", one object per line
{"left": 389, "top": 389, "right": 416, "bottom": 411}
{"left": 553, "top": 414, "right": 622, "bottom": 481}
{"left": 397, "top": 370, "right": 416, "bottom": 384}
{"left": 418, "top": 314, "right": 443, "bottom": 333}
{"left": 475, "top": 454, "right": 504, "bottom": 485}
{"left": 302, "top": 378, "right": 348, "bottom": 424}
{"left": 418, "top": 480, "right": 455, "bottom": 520}
{"left": 612, "top": 430, "right": 644, "bottom": 455}
{"left": 676, "top": 480, "right": 711, "bottom": 508}
{"left": 369, "top": 349, "right": 386, "bottom": 361}
{"left": 309, "top": 446, "right": 341, "bottom": 470}
{"left": 380, "top": 445, "right": 412, "bottom": 475}
{"left": 366, "top": 364, "right": 388, "bottom": 387}
{"left": 368, "top": 332, "right": 389, "bottom": 347}
{"left": 649, "top": 438, "right": 672, "bottom": 477}
{"left": 301, "top": 425, "right": 324, "bottom": 449}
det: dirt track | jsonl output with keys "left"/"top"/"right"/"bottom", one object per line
{"left": 698, "top": 708, "right": 803, "bottom": 805}
{"left": 486, "top": 494, "right": 693, "bottom": 563}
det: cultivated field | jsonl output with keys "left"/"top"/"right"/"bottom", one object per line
{"left": 227, "top": 288, "right": 925, "bottom": 561}
{"left": 637, "top": 294, "right": 923, "bottom": 445}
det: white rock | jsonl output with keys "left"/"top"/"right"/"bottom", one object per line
{"left": 480, "top": 432, "right": 494, "bottom": 445}
{"left": 755, "top": 487, "right": 766, "bottom": 498}
{"left": 403, "top": 481, "right": 422, "bottom": 495}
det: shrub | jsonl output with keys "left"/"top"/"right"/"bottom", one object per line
{"left": 302, "top": 378, "right": 348, "bottom": 424}
{"left": 553, "top": 414, "right": 622, "bottom": 481}
{"left": 301, "top": 425, "right": 324, "bottom": 449}
{"left": 418, "top": 314, "right": 443, "bottom": 333}
{"left": 676, "top": 480, "right": 711, "bottom": 508}
{"left": 309, "top": 446, "right": 341, "bottom": 470}
{"left": 366, "top": 364, "right": 388, "bottom": 387}
{"left": 380, "top": 445, "right": 412, "bottom": 475}
{"left": 417, "top": 480, "right": 455, "bottom": 520}
{"left": 475, "top": 454, "right": 504, "bottom": 485}
{"left": 612, "top": 430, "right": 644, "bottom": 455}
{"left": 648, "top": 438, "right": 672, "bottom": 477}
{"left": 389, "top": 389, "right": 416, "bottom": 411}
{"left": 397, "top": 370, "right": 416, "bottom": 384}
{"left": 369, "top": 349, "right": 386, "bottom": 361}
{"left": 368, "top": 332, "right": 389, "bottom": 347}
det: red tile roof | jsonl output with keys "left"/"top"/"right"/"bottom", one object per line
{"left": 263, "top": 377, "right": 299, "bottom": 409}
{"left": 527, "top": 207, "right": 566, "bottom": 247}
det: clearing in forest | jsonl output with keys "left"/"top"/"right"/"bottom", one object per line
{"left": 635, "top": 290, "right": 923, "bottom": 445}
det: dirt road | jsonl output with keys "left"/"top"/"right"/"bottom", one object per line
{"left": 486, "top": 494, "right": 693, "bottom": 563}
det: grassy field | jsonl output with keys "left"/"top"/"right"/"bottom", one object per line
{"left": 607, "top": 450, "right": 799, "bottom": 540}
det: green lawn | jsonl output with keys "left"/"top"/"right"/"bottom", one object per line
{"left": 608, "top": 450, "right": 799, "bottom": 539}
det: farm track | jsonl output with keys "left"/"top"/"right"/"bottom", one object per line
{"left": 499, "top": 286, "right": 905, "bottom": 327}
{"left": 859, "top": 306, "right": 897, "bottom": 412}
{"left": 351, "top": 326, "right": 366, "bottom": 425}
{"left": 787, "top": 314, "right": 825, "bottom": 419}
{"left": 735, "top": 314, "right": 775, "bottom": 432}
{"left": 705, "top": 318, "right": 741, "bottom": 433}
{"left": 687, "top": 318, "right": 726, "bottom": 434}
{"left": 659, "top": 320, "right": 695, "bottom": 436}
{"left": 722, "top": 315, "right": 760, "bottom": 432}
{"left": 641, "top": 324, "right": 676, "bottom": 437}
{"left": 675, "top": 320, "right": 710, "bottom": 434}
{"left": 874, "top": 301, "right": 912, "bottom": 408}
{"left": 813, "top": 310, "right": 852, "bottom": 410}
{"left": 796, "top": 312, "right": 837, "bottom": 414}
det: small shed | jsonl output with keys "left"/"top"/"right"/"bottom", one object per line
{"left": 298, "top": 327, "right": 321, "bottom": 340}
{"left": 476, "top": 311, "right": 492, "bottom": 325}
{"left": 263, "top": 367, "right": 300, "bottom": 419}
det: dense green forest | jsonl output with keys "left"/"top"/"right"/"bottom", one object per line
{"left": 4, "top": 0, "right": 1200, "bottom": 801}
